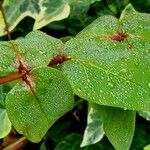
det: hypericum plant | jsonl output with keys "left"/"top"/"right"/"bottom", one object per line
{"left": 0, "top": 2, "right": 150, "bottom": 150}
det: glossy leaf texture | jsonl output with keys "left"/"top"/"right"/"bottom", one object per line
{"left": 0, "top": 0, "right": 70, "bottom": 36}
{"left": 0, "top": 30, "right": 63, "bottom": 77}
{"left": 60, "top": 4, "right": 150, "bottom": 111}
{"left": 6, "top": 67, "right": 74, "bottom": 142}
{"left": 99, "top": 106, "right": 136, "bottom": 150}
{"left": 81, "top": 103, "right": 104, "bottom": 147}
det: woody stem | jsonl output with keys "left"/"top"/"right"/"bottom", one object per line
{"left": 0, "top": 72, "right": 26, "bottom": 84}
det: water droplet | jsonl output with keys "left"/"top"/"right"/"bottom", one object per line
{"left": 101, "top": 76, "right": 104, "bottom": 80}
{"left": 121, "top": 68, "right": 127, "bottom": 73}
{"left": 77, "top": 88, "right": 82, "bottom": 92}
{"left": 108, "top": 82, "right": 114, "bottom": 88}
{"left": 123, "top": 107, "right": 127, "bottom": 110}
{"left": 39, "top": 51, "right": 44, "bottom": 54}
{"left": 146, "top": 117, "right": 150, "bottom": 121}
{"left": 124, "top": 90, "right": 128, "bottom": 94}
{"left": 148, "top": 83, "right": 150, "bottom": 88}
{"left": 100, "top": 90, "right": 103, "bottom": 93}
{"left": 87, "top": 79, "right": 90, "bottom": 83}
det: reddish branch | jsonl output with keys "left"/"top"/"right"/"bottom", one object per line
{"left": 0, "top": 72, "right": 26, "bottom": 84}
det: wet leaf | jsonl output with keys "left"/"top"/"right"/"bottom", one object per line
{"left": 60, "top": 4, "right": 150, "bottom": 111}
{"left": 6, "top": 67, "right": 74, "bottom": 142}
{"left": 0, "top": 0, "right": 70, "bottom": 36}
{"left": 0, "top": 30, "right": 63, "bottom": 77}
{"left": 98, "top": 106, "right": 136, "bottom": 150}
{"left": 81, "top": 103, "right": 104, "bottom": 147}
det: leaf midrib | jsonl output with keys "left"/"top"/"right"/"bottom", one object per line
{"left": 71, "top": 58, "right": 150, "bottom": 94}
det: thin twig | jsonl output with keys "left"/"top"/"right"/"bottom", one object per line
{"left": 0, "top": 72, "right": 26, "bottom": 84}
{"left": 0, "top": 0, "right": 11, "bottom": 40}
{"left": 3, "top": 137, "right": 27, "bottom": 150}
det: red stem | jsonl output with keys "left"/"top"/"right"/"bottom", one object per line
{"left": 0, "top": 72, "right": 25, "bottom": 84}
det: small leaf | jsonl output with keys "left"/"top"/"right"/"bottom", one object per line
{"left": 0, "top": 0, "right": 70, "bottom": 36}
{"left": 0, "top": 30, "right": 63, "bottom": 77}
{"left": 81, "top": 103, "right": 104, "bottom": 147}
{"left": 6, "top": 67, "right": 74, "bottom": 142}
{"left": 99, "top": 106, "right": 136, "bottom": 150}
{"left": 0, "top": 108, "right": 11, "bottom": 138}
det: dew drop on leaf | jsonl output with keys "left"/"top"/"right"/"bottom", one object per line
{"left": 107, "top": 82, "right": 114, "bottom": 88}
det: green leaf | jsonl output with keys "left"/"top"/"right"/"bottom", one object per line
{"left": 99, "top": 106, "right": 136, "bottom": 150}
{"left": 60, "top": 4, "right": 150, "bottom": 111}
{"left": 0, "top": 108, "right": 11, "bottom": 138}
{"left": 0, "top": 0, "right": 70, "bottom": 36}
{"left": 81, "top": 103, "right": 104, "bottom": 147}
{"left": 6, "top": 67, "right": 74, "bottom": 142}
{"left": 0, "top": 30, "right": 63, "bottom": 77}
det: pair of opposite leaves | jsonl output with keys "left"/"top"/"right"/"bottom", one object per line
{"left": 0, "top": 4, "right": 149, "bottom": 144}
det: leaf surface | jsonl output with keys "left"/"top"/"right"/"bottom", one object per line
{"left": 6, "top": 67, "right": 74, "bottom": 142}
{"left": 61, "top": 4, "right": 150, "bottom": 111}
{"left": 0, "top": 31, "right": 63, "bottom": 77}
